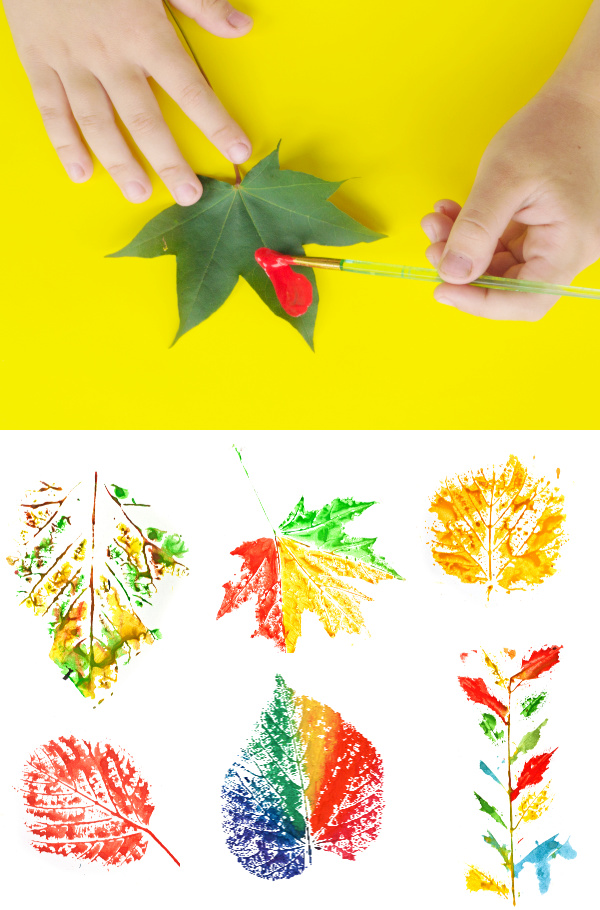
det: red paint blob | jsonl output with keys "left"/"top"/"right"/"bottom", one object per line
{"left": 255, "top": 247, "right": 314, "bottom": 317}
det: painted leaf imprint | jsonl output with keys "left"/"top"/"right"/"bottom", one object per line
{"left": 458, "top": 647, "right": 575, "bottom": 903}
{"left": 218, "top": 495, "right": 402, "bottom": 652}
{"left": 21, "top": 736, "right": 179, "bottom": 866}
{"left": 221, "top": 674, "right": 383, "bottom": 879}
{"left": 428, "top": 455, "right": 566, "bottom": 598}
{"left": 7, "top": 476, "right": 188, "bottom": 698}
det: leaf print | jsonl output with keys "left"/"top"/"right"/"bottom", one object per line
{"left": 21, "top": 736, "right": 179, "bottom": 866}
{"left": 480, "top": 714, "right": 505, "bottom": 743}
{"left": 511, "top": 751, "right": 557, "bottom": 803}
{"left": 475, "top": 793, "right": 507, "bottom": 829}
{"left": 8, "top": 476, "right": 188, "bottom": 698}
{"left": 458, "top": 648, "right": 574, "bottom": 904}
{"left": 466, "top": 866, "right": 510, "bottom": 897}
{"left": 458, "top": 677, "right": 508, "bottom": 723}
{"left": 428, "top": 455, "right": 566, "bottom": 598}
{"left": 218, "top": 453, "right": 401, "bottom": 652}
{"left": 513, "top": 836, "right": 577, "bottom": 895}
{"left": 516, "top": 786, "right": 553, "bottom": 824}
{"left": 511, "top": 646, "right": 561, "bottom": 682}
{"left": 520, "top": 693, "right": 547, "bottom": 718}
{"left": 221, "top": 674, "right": 383, "bottom": 879}
{"left": 510, "top": 719, "right": 548, "bottom": 765}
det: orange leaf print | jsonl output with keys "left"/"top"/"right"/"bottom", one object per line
{"left": 428, "top": 455, "right": 565, "bottom": 598}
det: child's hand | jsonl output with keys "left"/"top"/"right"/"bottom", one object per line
{"left": 3, "top": 0, "right": 253, "bottom": 204}
{"left": 420, "top": 86, "right": 600, "bottom": 320}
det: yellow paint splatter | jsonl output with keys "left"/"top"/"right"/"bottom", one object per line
{"left": 466, "top": 866, "right": 509, "bottom": 897}
{"left": 276, "top": 536, "right": 394, "bottom": 654}
{"left": 428, "top": 454, "right": 566, "bottom": 597}
{"left": 517, "top": 785, "right": 553, "bottom": 823}
{"left": 482, "top": 650, "right": 509, "bottom": 688}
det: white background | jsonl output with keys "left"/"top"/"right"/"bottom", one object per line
{"left": 0, "top": 431, "right": 597, "bottom": 909}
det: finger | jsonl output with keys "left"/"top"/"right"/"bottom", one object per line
{"left": 425, "top": 240, "right": 446, "bottom": 268}
{"left": 26, "top": 63, "right": 93, "bottom": 182}
{"left": 437, "top": 173, "right": 526, "bottom": 285}
{"left": 421, "top": 212, "right": 455, "bottom": 244}
{"left": 148, "top": 38, "right": 251, "bottom": 163}
{"left": 433, "top": 257, "right": 572, "bottom": 320}
{"left": 485, "top": 250, "right": 520, "bottom": 277}
{"left": 103, "top": 70, "right": 202, "bottom": 205}
{"left": 64, "top": 71, "right": 152, "bottom": 202}
{"left": 434, "top": 199, "right": 462, "bottom": 220}
{"left": 173, "top": 0, "right": 253, "bottom": 38}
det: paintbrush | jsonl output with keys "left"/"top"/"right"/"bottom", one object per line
{"left": 283, "top": 254, "right": 600, "bottom": 300}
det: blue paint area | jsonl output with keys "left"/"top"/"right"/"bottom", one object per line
{"left": 514, "top": 834, "right": 577, "bottom": 894}
{"left": 480, "top": 760, "right": 502, "bottom": 786}
{"left": 221, "top": 757, "right": 307, "bottom": 880}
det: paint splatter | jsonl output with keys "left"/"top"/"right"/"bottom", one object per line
{"left": 221, "top": 674, "right": 383, "bottom": 879}
{"left": 21, "top": 736, "right": 179, "bottom": 866}
{"left": 428, "top": 454, "right": 566, "bottom": 599}
{"left": 7, "top": 477, "right": 188, "bottom": 698}
{"left": 458, "top": 647, "right": 575, "bottom": 904}
{"left": 218, "top": 490, "right": 402, "bottom": 653}
{"left": 255, "top": 247, "right": 314, "bottom": 316}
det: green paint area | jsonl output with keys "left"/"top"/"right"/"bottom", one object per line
{"left": 474, "top": 792, "right": 507, "bottom": 829}
{"left": 480, "top": 713, "right": 505, "bottom": 743}
{"left": 278, "top": 496, "right": 402, "bottom": 578}
{"left": 147, "top": 528, "right": 189, "bottom": 563}
{"left": 483, "top": 831, "right": 511, "bottom": 871}
{"left": 112, "top": 485, "right": 129, "bottom": 499}
{"left": 17, "top": 514, "right": 70, "bottom": 579}
{"left": 510, "top": 719, "right": 548, "bottom": 764}
{"left": 243, "top": 674, "right": 306, "bottom": 840}
{"left": 520, "top": 692, "right": 547, "bottom": 718}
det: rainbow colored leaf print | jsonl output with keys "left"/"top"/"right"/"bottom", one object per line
{"left": 221, "top": 674, "right": 383, "bottom": 879}
{"left": 7, "top": 476, "right": 188, "bottom": 699}
{"left": 218, "top": 493, "right": 402, "bottom": 652}
{"left": 459, "top": 648, "right": 576, "bottom": 905}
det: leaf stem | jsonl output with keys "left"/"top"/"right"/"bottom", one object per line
{"left": 233, "top": 445, "right": 277, "bottom": 536}
{"left": 507, "top": 679, "right": 516, "bottom": 906}
{"left": 89, "top": 471, "right": 98, "bottom": 674}
{"left": 163, "top": 1, "right": 240, "bottom": 185}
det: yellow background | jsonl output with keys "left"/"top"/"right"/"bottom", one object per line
{"left": 0, "top": 0, "right": 597, "bottom": 428}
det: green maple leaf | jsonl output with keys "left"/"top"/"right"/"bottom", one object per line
{"left": 108, "top": 145, "right": 384, "bottom": 348}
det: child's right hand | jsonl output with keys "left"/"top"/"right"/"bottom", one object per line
{"left": 3, "top": 0, "right": 253, "bottom": 204}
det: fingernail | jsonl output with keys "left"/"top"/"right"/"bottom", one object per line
{"left": 227, "top": 10, "right": 253, "bottom": 28}
{"left": 229, "top": 142, "right": 251, "bottom": 164}
{"left": 67, "top": 163, "right": 86, "bottom": 182}
{"left": 435, "top": 295, "right": 454, "bottom": 307}
{"left": 439, "top": 251, "right": 472, "bottom": 279}
{"left": 175, "top": 183, "right": 201, "bottom": 206}
{"left": 422, "top": 222, "right": 437, "bottom": 243}
{"left": 125, "top": 180, "right": 148, "bottom": 202}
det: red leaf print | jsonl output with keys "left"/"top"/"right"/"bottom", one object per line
{"left": 217, "top": 538, "right": 285, "bottom": 651}
{"left": 22, "top": 737, "right": 179, "bottom": 866}
{"left": 511, "top": 749, "right": 557, "bottom": 802}
{"left": 255, "top": 248, "right": 314, "bottom": 316}
{"left": 511, "top": 646, "right": 562, "bottom": 682}
{"left": 458, "top": 676, "right": 508, "bottom": 723}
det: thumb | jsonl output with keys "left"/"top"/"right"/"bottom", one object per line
{"left": 438, "top": 173, "right": 525, "bottom": 284}
{"left": 173, "top": 0, "right": 253, "bottom": 39}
